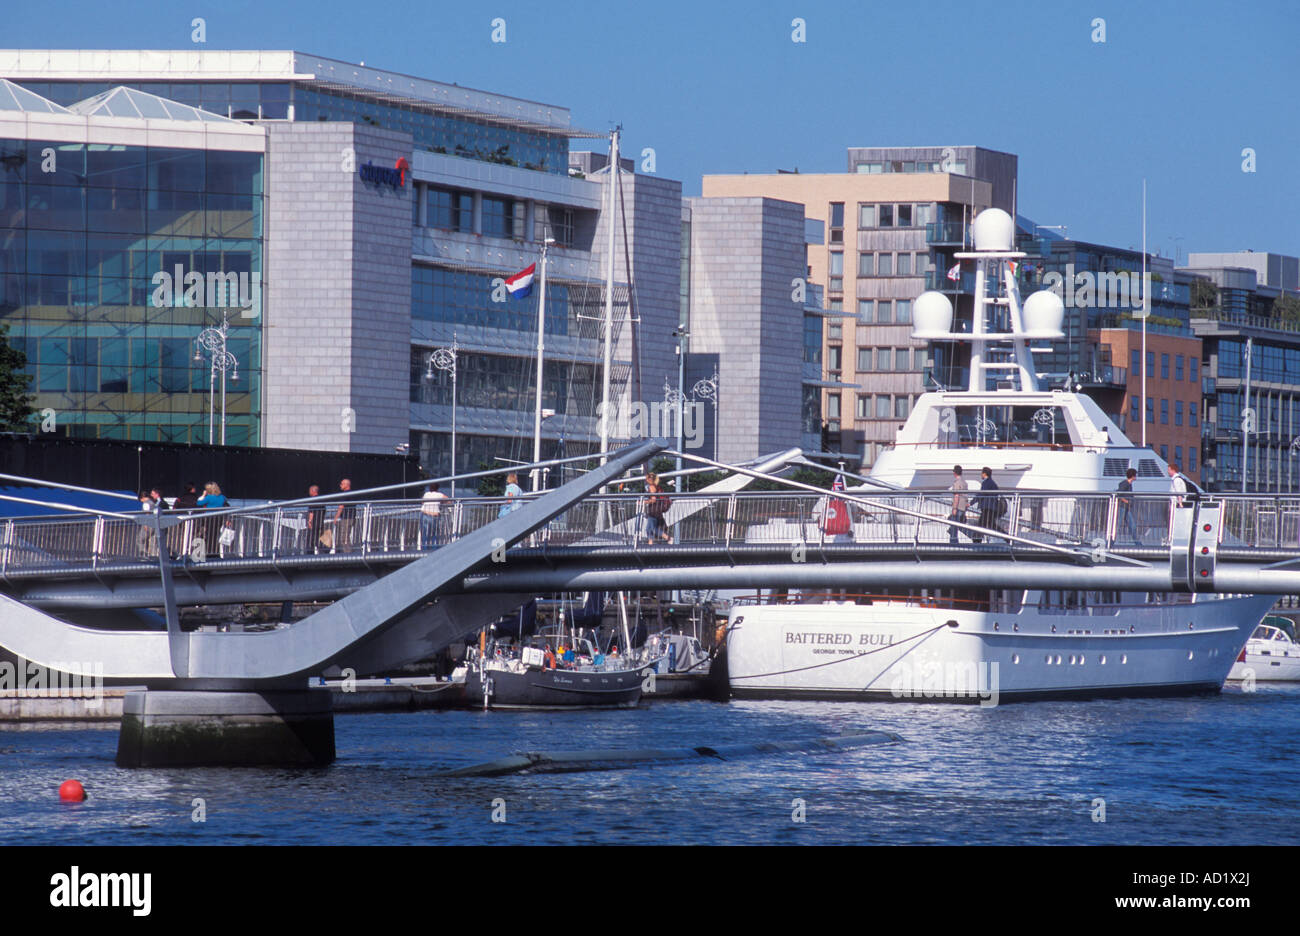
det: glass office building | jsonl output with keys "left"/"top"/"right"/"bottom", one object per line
{"left": 0, "top": 80, "right": 264, "bottom": 443}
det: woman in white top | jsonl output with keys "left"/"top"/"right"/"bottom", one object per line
{"left": 421, "top": 482, "right": 449, "bottom": 547}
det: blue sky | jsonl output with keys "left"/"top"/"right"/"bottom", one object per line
{"left": 9, "top": 0, "right": 1298, "bottom": 260}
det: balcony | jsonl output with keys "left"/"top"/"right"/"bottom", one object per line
{"left": 925, "top": 221, "right": 966, "bottom": 245}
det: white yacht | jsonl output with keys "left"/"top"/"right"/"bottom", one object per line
{"left": 1227, "top": 618, "right": 1300, "bottom": 683}
{"left": 726, "top": 208, "right": 1274, "bottom": 702}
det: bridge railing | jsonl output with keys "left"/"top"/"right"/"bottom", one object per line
{"left": 3, "top": 491, "right": 1300, "bottom": 575}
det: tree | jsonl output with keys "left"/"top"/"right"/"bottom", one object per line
{"left": 1190, "top": 279, "right": 1219, "bottom": 313}
{"left": 1272, "top": 293, "right": 1300, "bottom": 324}
{"left": 0, "top": 321, "right": 35, "bottom": 432}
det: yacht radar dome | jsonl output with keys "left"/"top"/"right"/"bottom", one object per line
{"left": 912, "top": 291, "right": 955, "bottom": 339}
{"left": 1022, "top": 289, "right": 1067, "bottom": 339}
{"left": 971, "top": 208, "right": 1014, "bottom": 252}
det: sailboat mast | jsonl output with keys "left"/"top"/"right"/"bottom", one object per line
{"left": 599, "top": 128, "right": 620, "bottom": 466}
{"left": 532, "top": 239, "right": 551, "bottom": 491}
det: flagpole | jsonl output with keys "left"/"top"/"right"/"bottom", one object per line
{"left": 532, "top": 240, "right": 551, "bottom": 491}
{"left": 1141, "top": 178, "right": 1147, "bottom": 449}
{"left": 599, "top": 127, "right": 620, "bottom": 469}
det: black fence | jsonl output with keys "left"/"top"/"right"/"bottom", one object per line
{"left": 0, "top": 435, "right": 421, "bottom": 504}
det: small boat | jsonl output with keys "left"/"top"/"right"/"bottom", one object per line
{"left": 636, "top": 630, "right": 728, "bottom": 701}
{"left": 1227, "top": 617, "right": 1300, "bottom": 682}
{"left": 463, "top": 632, "right": 645, "bottom": 710}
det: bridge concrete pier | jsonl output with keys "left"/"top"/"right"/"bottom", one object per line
{"left": 115, "top": 689, "right": 335, "bottom": 767}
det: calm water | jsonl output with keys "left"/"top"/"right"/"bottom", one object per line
{"left": 3, "top": 685, "right": 1298, "bottom": 845}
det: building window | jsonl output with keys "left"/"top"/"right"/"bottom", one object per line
{"left": 1147, "top": 350, "right": 1155, "bottom": 373}
{"left": 877, "top": 300, "right": 892, "bottom": 324}
{"left": 426, "top": 185, "right": 472, "bottom": 231}
{"left": 1130, "top": 396, "right": 1140, "bottom": 424}
{"left": 879, "top": 204, "right": 894, "bottom": 227}
{"left": 482, "top": 196, "right": 523, "bottom": 239}
{"left": 895, "top": 396, "right": 910, "bottom": 418}
{"left": 534, "top": 204, "right": 574, "bottom": 245}
{"left": 856, "top": 162, "right": 884, "bottom": 174}
{"left": 857, "top": 348, "right": 873, "bottom": 371}
{"left": 896, "top": 299, "right": 912, "bottom": 324}
{"left": 1160, "top": 444, "right": 1168, "bottom": 462}
{"left": 1147, "top": 397, "right": 1155, "bottom": 423}
{"left": 877, "top": 348, "right": 892, "bottom": 371}
{"left": 876, "top": 395, "right": 891, "bottom": 419}
{"left": 827, "top": 393, "right": 841, "bottom": 421}
{"left": 897, "top": 204, "right": 913, "bottom": 226}
{"left": 1175, "top": 445, "right": 1183, "bottom": 466}
{"left": 1161, "top": 399, "right": 1169, "bottom": 425}
{"left": 1189, "top": 448, "right": 1197, "bottom": 472}
{"left": 1175, "top": 354, "right": 1184, "bottom": 381}
{"left": 827, "top": 346, "right": 842, "bottom": 372}
{"left": 857, "top": 299, "right": 874, "bottom": 323}
{"left": 896, "top": 253, "right": 912, "bottom": 276}
{"left": 829, "top": 202, "right": 844, "bottom": 244}
{"left": 828, "top": 323, "right": 842, "bottom": 340}
{"left": 1161, "top": 353, "right": 1169, "bottom": 379}
{"left": 859, "top": 204, "right": 875, "bottom": 227}
{"left": 915, "top": 204, "right": 933, "bottom": 226}
{"left": 1191, "top": 357, "right": 1199, "bottom": 382}
{"left": 858, "top": 253, "right": 874, "bottom": 276}
{"left": 828, "top": 251, "right": 844, "bottom": 293}
{"left": 878, "top": 253, "right": 893, "bottom": 276}
{"left": 856, "top": 394, "right": 871, "bottom": 419}
{"left": 1175, "top": 400, "right": 1184, "bottom": 426}
{"left": 1190, "top": 402, "right": 1198, "bottom": 426}
{"left": 1131, "top": 349, "right": 1140, "bottom": 374}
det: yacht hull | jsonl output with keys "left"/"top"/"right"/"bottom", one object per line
{"left": 465, "top": 666, "right": 644, "bottom": 709}
{"left": 726, "top": 595, "right": 1275, "bottom": 703}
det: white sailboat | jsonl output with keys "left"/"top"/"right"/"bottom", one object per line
{"left": 725, "top": 207, "right": 1274, "bottom": 702}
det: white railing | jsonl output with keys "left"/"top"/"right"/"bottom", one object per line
{"left": 1, "top": 491, "right": 1298, "bottom": 575}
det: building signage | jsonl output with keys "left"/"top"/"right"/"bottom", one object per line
{"left": 359, "top": 156, "right": 410, "bottom": 189}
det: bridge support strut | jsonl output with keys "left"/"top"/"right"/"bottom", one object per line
{"left": 115, "top": 689, "right": 335, "bottom": 767}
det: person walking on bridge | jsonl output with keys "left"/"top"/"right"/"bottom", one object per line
{"left": 947, "top": 465, "right": 970, "bottom": 544}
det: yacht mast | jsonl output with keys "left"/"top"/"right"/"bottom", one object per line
{"left": 532, "top": 239, "right": 552, "bottom": 490}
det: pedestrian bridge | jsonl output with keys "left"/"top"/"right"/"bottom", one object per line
{"left": 3, "top": 440, "right": 1300, "bottom": 685}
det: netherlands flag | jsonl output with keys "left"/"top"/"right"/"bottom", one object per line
{"left": 505, "top": 264, "right": 536, "bottom": 299}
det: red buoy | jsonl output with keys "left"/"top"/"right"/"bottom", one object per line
{"left": 58, "top": 780, "right": 86, "bottom": 802}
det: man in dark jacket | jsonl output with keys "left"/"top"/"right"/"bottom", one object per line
{"left": 976, "top": 466, "right": 1001, "bottom": 542}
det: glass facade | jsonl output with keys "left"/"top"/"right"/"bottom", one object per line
{"left": 410, "top": 348, "right": 598, "bottom": 419}
{"left": 0, "top": 138, "right": 263, "bottom": 443}
{"left": 19, "top": 82, "right": 570, "bottom": 175}
{"left": 18, "top": 81, "right": 291, "bottom": 121}
{"left": 296, "top": 87, "right": 567, "bottom": 173}
{"left": 412, "top": 265, "right": 610, "bottom": 337}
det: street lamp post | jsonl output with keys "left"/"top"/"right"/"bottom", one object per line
{"left": 425, "top": 334, "right": 458, "bottom": 497}
{"left": 692, "top": 372, "right": 719, "bottom": 462}
{"left": 194, "top": 313, "right": 238, "bottom": 445}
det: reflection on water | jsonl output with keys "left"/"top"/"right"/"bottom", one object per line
{"left": 2, "top": 686, "right": 1298, "bottom": 845}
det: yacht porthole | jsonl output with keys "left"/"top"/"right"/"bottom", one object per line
{"left": 1188, "top": 650, "right": 1194, "bottom": 661}
{"left": 1055, "top": 655, "right": 1062, "bottom": 665}
{"left": 1121, "top": 654, "right": 1128, "bottom": 664}
{"left": 1012, "top": 654, "right": 1020, "bottom": 664}
{"left": 1045, "top": 654, "right": 1052, "bottom": 664}
{"left": 1080, "top": 655, "right": 1086, "bottom": 665}
{"left": 1069, "top": 654, "right": 1077, "bottom": 665}
{"left": 1100, "top": 655, "right": 1107, "bottom": 664}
